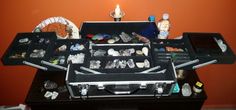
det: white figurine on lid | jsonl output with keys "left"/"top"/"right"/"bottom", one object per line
{"left": 157, "top": 13, "right": 170, "bottom": 39}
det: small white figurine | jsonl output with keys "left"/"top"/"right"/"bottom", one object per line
{"left": 157, "top": 13, "right": 170, "bottom": 39}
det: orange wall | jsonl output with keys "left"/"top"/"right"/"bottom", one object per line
{"left": 0, "top": 0, "right": 236, "bottom": 107}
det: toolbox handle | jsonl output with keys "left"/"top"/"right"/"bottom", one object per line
{"left": 113, "top": 91, "right": 131, "bottom": 95}
{"left": 104, "top": 84, "right": 140, "bottom": 95}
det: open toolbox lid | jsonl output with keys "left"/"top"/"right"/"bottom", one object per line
{"left": 1, "top": 32, "right": 57, "bottom": 68}
{"left": 183, "top": 32, "right": 236, "bottom": 64}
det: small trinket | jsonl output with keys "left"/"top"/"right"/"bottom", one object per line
{"left": 127, "top": 59, "right": 135, "bottom": 68}
{"left": 93, "top": 49, "right": 106, "bottom": 56}
{"left": 142, "top": 47, "right": 149, "bottom": 56}
{"left": 106, "top": 59, "right": 120, "bottom": 69}
{"left": 44, "top": 91, "right": 53, "bottom": 99}
{"left": 166, "top": 46, "right": 184, "bottom": 52}
{"left": 182, "top": 83, "right": 192, "bottom": 97}
{"left": 50, "top": 58, "right": 59, "bottom": 64}
{"left": 30, "top": 49, "right": 46, "bottom": 58}
{"left": 37, "top": 38, "right": 50, "bottom": 44}
{"left": 136, "top": 62, "right": 145, "bottom": 68}
{"left": 92, "top": 34, "right": 104, "bottom": 41}
{"left": 157, "top": 13, "right": 170, "bottom": 39}
{"left": 120, "top": 32, "right": 132, "bottom": 42}
{"left": 119, "top": 60, "right": 127, "bottom": 68}
{"left": 193, "top": 81, "right": 203, "bottom": 94}
{"left": 113, "top": 35, "right": 120, "bottom": 42}
{"left": 51, "top": 91, "right": 59, "bottom": 100}
{"left": 132, "top": 32, "right": 150, "bottom": 43}
{"left": 107, "top": 39, "right": 116, "bottom": 44}
{"left": 144, "top": 59, "right": 150, "bottom": 68}
{"left": 19, "top": 38, "right": 29, "bottom": 43}
{"left": 214, "top": 37, "right": 227, "bottom": 52}
{"left": 86, "top": 34, "right": 94, "bottom": 39}
{"left": 157, "top": 48, "right": 165, "bottom": 52}
{"left": 58, "top": 56, "right": 66, "bottom": 64}
{"left": 57, "top": 45, "right": 67, "bottom": 52}
{"left": 67, "top": 53, "right": 85, "bottom": 64}
{"left": 49, "top": 56, "right": 65, "bottom": 65}
{"left": 136, "top": 50, "right": 143, "bottom": 56}
{"left": 90, "top": 60, "right": 101, "bottom": 69}
{"left": 70, "top": 43, "right": 85, "bottom": 51}
{"left": 39, "top": 38, "right": 45, "bottom": 43}
{"left": 90, "top": 34, "right": 112, "bottom": 41}
{"left": 105, "top": 61, "right": 114, "bottom": 69}
{"left": 108, "top": 48, "right": 120, "bottom": 56}
{"left": 44, "top": 80, "right": 58, "bottom": 90}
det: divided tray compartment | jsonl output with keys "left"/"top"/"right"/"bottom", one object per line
{"left": 151, "top": 39, "right": 192, "bottom": 66}
{"left": 183, "top": 32, "right": 236, "bottom": 64}
{"left": 42, "top": 39, "right": 89, "bottom": 71}
{"left": 26, "top": 44, "right": 50, "bottom": 64}
{"left": 1, "top": 32, "right": 57, "bottom": 65}
{"left": 87, "top": 56, "right": 153, "bottom": 74}
{"left": 80, "top": 21, "right": 159, "bottom": 44}
{"left": 86, "top": 44, "right": 153, "bottom": 74}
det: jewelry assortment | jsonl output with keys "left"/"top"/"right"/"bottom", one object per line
{"left": 70, "top": 43, "right": 85, "bottom": 51}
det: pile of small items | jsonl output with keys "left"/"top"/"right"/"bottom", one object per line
{"left": 49, "top": 42, "right": 86, "bottom": 65}
{"left": 89, "top": 46, "right": 150, "bottom": 70}
{"left": 86, "top": 32, "right": 150, "bottom": 44}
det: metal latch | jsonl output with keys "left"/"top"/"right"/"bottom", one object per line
{"left": 78, "top": 84, "right": 89, "bottom": 98}
{"left": 155, "top": 83, "right": 166, "bottom": 95}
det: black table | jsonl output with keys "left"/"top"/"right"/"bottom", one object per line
{"left": 25, "top": 70, "right": 207, "bottom": 110}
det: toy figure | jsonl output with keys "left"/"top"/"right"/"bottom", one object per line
{"left": 157, "top": 13, "right": 170, "bottom": 39}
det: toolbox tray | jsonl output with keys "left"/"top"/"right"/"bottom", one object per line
{"left": 80, "top": 21, "right": 159, "bottom": 43}
{"left": 1, "top": 32, "right": 57, "bottom": 66}
{"left": 42, "top": 39, "right": 89, "bottom": 71}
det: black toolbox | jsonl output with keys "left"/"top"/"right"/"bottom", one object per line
{"left": 66, "top": 21, "right": 175, "bottom": 99}
{"left": 1, "top": 21, "right": 235, "bottom": 99}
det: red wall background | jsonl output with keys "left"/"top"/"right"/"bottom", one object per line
{"left": 0, "top": 0, "right": 236, "bottom": 108}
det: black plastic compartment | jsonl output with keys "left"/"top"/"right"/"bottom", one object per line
{"left": 151, "top": 39, "right": 192, "bottom": 66}
{"left": 80, "top": 21, "right": 159, "bottom": 43}
{"left": 183, "top": 32, "right": 236, "bottom": 64}
{"left": 42, "top": 39, "right": 89, "bottom": 71}
{"left": 1, "top": 32, "right": 57, "bottom": 65}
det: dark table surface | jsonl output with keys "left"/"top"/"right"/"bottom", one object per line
{"left": 25, "top": 70, "right": 207, "bottom": 110}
